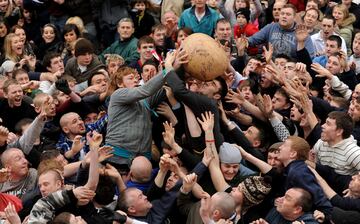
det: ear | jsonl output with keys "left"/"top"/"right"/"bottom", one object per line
{"left": 253, "top": 140, "right": 261, "bottom": 148}
{"left": 56, "top": 180, "right": 63, "bottom": 188}
{"left": 289, "top": 150, "right": 297, "bottom": 160}
{"left": 46, "top": 66, "right": 52, "bottom": 72}
{"left": 294, "top": 205, "right": 303, "bottom": 215}
{"left": 213, "top": 210, "right": 221, "bottom": 220}
{"left": 34, "top": 106, "right": 41, "bottom": 113}
{"left": 62, "top": 126, "right": 69, "bottom": 134}
{"left": 117, "top": 82, "right": 124, "bottom": 88}
{"left": 128, "top": 206, "right": 136, "bottom": 214}
{"left": 137, "top": 47, "right": 141, "bottom": 53}
{"left": 213, "top": 93, "right": 221, "bottom": 100}
{"left": 336, "top": 128, "right": 344, "bottom": 138}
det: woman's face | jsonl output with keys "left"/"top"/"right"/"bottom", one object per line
{"left": 306, "top": 1, "right": 318, "bottom": 10}
{"left": 304, "top": 10, "right": 319, "bottom": 28}
{"left": 64, "top": 30, "right": 77, "bottom": 43}
{"left": 11, "top": 36, "right": 23, "bottom": 56}
{"left": 14, "top": 28, "right": 26, "bottom": 43}
{"left": 42, "top": 26, "right": 56, "bottom": 43}
{"left": 0, "top": 0, "right": 8, "bottom": 13}
{"left": 14, "top": 0, "right": 22, "bottom": 7}
{"left": 176, "top": 30, "right": 188, "bottom": 46}
{"left": 0, "top": 23, "right": 7, "bottom": 37}
{"left": 235, "top": 0, "right": 247, "bottom": 10}
{"left": 333, "top": 8, "right": 345, "bottom": 23}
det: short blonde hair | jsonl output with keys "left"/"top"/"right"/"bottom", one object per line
{"left": 105, "top": 54, "right": 125, "bottom": 66}
{"left": 66, "top": 16, "right": 86, "bottom": 33}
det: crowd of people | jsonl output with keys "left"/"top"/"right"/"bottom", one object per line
{"left": 0, "top": 0, "right": 359, "bottom": 223}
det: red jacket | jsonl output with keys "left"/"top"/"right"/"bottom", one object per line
{"left": 234, "top": 23, "right": 259, "bottom": 38}
{"left": 234, "top": 24, "right": 259, "bottom": 55}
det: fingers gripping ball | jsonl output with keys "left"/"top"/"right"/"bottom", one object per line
{"left": 182, "top": 33, "right": 229, "bottom": 81}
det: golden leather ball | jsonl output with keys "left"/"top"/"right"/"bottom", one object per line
{"left": 182, "top": 33, "right": 229, "bottom": 81}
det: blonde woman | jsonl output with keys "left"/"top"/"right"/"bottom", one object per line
{"left": 3, "top": 33, "right": 23, "bottom": 62}
{"left": 333, "top": 4, "right": 356, "bottom": 55}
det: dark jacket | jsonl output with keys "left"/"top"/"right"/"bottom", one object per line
{"left": 285, "top": 160, "right": 333, "bottom": 218}
{"left": 64, "top": 55, "right": 105, "bottom": 83}
{"left": 166, "top": 70, "right": 224, "bottom": 149}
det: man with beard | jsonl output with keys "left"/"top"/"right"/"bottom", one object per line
{"left": 57, "top": 112, "right": 108, "bottom": 162}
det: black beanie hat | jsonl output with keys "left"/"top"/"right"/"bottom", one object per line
{"left": 236, "top": 8, "right": 251, "bottom": 22}
{"left": 75, "top": 38, "right": 94, "bottom": 57}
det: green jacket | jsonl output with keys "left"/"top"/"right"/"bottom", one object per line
{"left": 99, "top": 36, "right": 139, "bottom": 65}
{"left": 338, "top": 13, "right": 356, "bottom": 55}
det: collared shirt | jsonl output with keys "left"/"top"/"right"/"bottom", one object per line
{"left": 313, "top": 135, "right": 360, "bottom": 175}
{"left": 311, "top": 31, "right": 348, "bottom": 57}
{"left": 56, "top": 114, "right": 108, "bottom": 162}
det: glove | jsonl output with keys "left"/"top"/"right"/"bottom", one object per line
{"left": 55, "top": 79, "right": 72, "bottom": 95}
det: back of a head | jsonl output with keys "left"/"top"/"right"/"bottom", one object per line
{"left": 287, "top": 136, "right": 310, "bottom": 160}
{"left": 293, "top": 188, "right": 313, "bottom": 213}
{"left": 50, "top": 212, "right": 72, "bottom": 224}
{"left": 130, "top": 156, "right": 152, "bottom": 183}
{"left": 212, "top": 192, "right": 235, "bottom": 219}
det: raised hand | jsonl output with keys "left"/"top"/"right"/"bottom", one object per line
{"left": 295, "top": 24, "right": 309, "bottom": 43}
{"left": 0, "top": 168, "right": 10, "bottom": 183}
{"left": 257, "top": 94, "right": 274, "bottom": 119}
{"left": 39, "top": 95, "right": 52, "bottom": 121}
{"left": 86, "top": 131, "right": 103, "bottom": 150}
{"left": 0, "top": 126, "right": 9, "bottom": 146}
{"left": 163, "top": 85, "right": 177, "bottom": 106}
{"left": 196, "top": 111, "right": 215, "bottom": 132}
{"left": 71, "top": 135, "right": 85, "bottom": 155}
{"left": 156, "top": 102, "right": 177, "bottom": 125}
{"left": 311, "top": 63, "right": 333, "bottom": 79}
{"left": 103, "top": 163, "right": 121, "bottom": 181}
{"left": 202, "top": 144, "right": 215, "bottom": 167}
{"left": 225, "top": 89, "right": 245, "bottom": 105}
{"left": 97, "top": 146, "right": 113, "bottom": 162}
{"left": 313, "top": 210, "right": 325, "bottom": 223}
{"left": 182, "top": 173, "right": 197, "bottom": 193}
{"left": 73, "top": 186, "right": 96, "bottom": 206}
{"left": 199, "top": 195, "right": 211, "bottom": 224}
{"left": 264, "top": 64, "right": 285, "bottom": 85}
{"left": 162, "top": 121, "right": 175, "bottom": 148}
{"left": 262, "top": 43, "right": 273, "bottom": 64}
{"left": 4, "top": 203, "right": 21, "bottom": 224}
{"left": 235, "top": 37, "right": 249, "bottom": 55}
{"left": 159, "top": 154, "right": 171, "bottom": 172}
{"left": 173, "top": 47, "right": 189, "bottom": 70}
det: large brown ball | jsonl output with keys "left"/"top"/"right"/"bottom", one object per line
{"left": 182, "top": 33, "right": 229, "bottom": 81}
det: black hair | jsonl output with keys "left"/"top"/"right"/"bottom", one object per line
{"left": 62, "top": 23, "right": 81, "bottom": 40}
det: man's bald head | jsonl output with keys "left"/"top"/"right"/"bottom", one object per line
{"left": 130, "top": 156, "right": 152, "bottom": 183}
{"left": 59, "top": 112, "right": 79, "bottom": 129}
{"left": 210, "top": 192, "right": 236, "bottom": 221}
{"left": 1, "top": 148, "right": 21, "bottom": 166}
